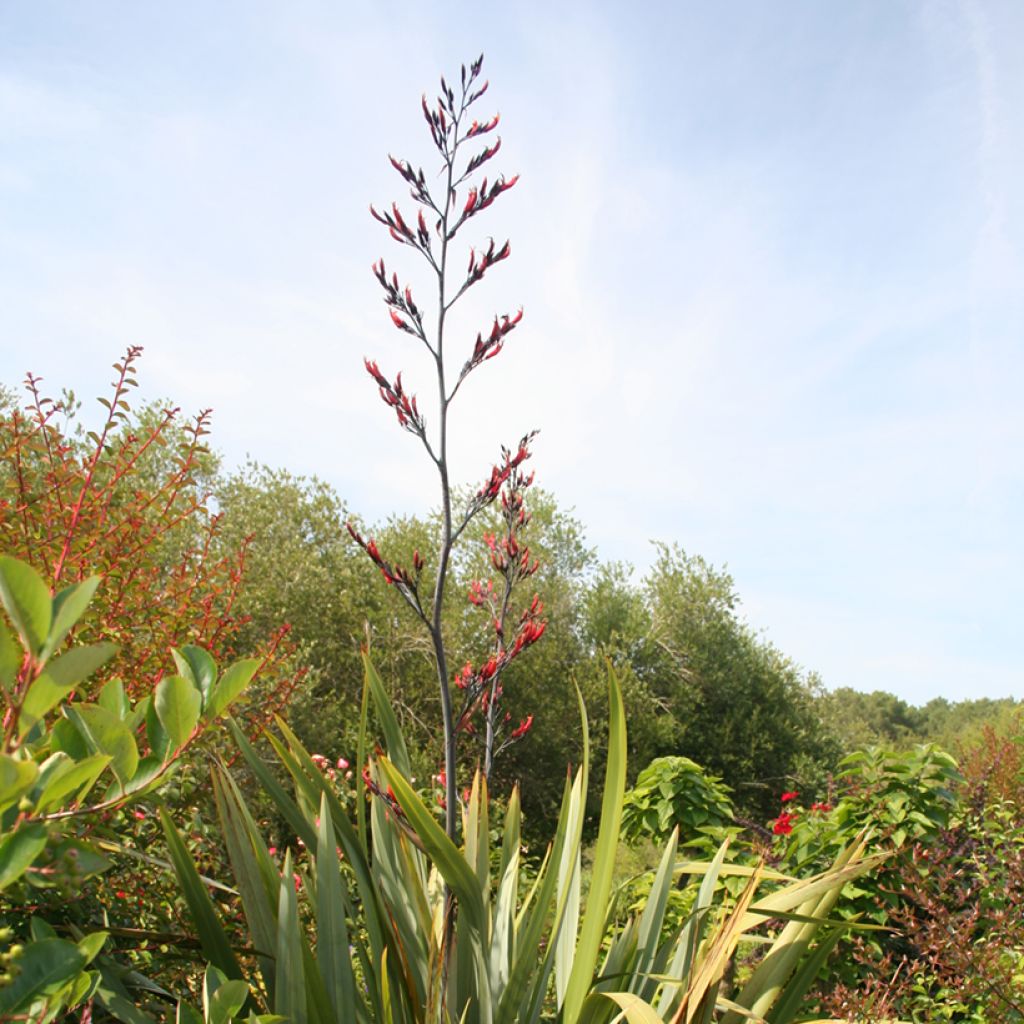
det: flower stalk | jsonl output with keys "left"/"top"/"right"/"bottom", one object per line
{"left": 353, "top": 55, "right": 538, "bottom": 844}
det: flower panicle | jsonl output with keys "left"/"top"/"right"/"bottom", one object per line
{"left": 363, "top": 358, "right": 426, "bottom": 438}
{"left": 454, "top": 174, "right": 519, "bottom": 236}
{"left": 460, "top": 308, "right": 523, "bottom": 382}
{"left": 346, "top": 522, "right": 425, "bottom": 599}
{"left": 373, "top": 259, "right": 428, "bottom": 336}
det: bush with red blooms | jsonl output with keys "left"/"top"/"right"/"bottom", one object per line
{"left": 0, "top": 347, "right": 301, "bottom": 723}
{"left": 0, "top": 349, "right": 305, "bottom": 997}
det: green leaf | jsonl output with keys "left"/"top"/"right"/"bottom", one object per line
{"left": 146, "top": 699, "right": 170, "bottom": 761}
{"left": 48, "top": 839, "right": 113, "bottom": 882}
{"left": 98, "top": 676, "right": 129, "bottom": 718}
{"left": 76, "top": 930, "right": 109, "bottom": 965}
{"left": 315, "top": 797, "right": 358, "bottom": 1021}
{"left": 0, "top": 752, "right": 39, "bottom": 812}
{"left": 177, "top": 1001, "right": 203, "bottom": 1024}
{"left": 35, "top": 753, "right": 111, "bottom": 813}
{"left": 276, "top": 851, "right": 308, "bottom": 1024}
{"left": 563, "top": 664, "right": 627, "bottom": 1024}
{"left": 65, "top": 704, "right": 139, "bottom": 786}
{"left": 51, "top": 717, "right": 88, "bottom": 760}
{"left": 123, "top": 754, "right": 165, "bottom": 796}
{"left": 209, "top": 979, "right": 251, "bottom": 1024}
{"left": 0, "top": 620, "right": 20, "bottom": 692}
{"left": 173, "top": 646, "right": 218, "bottom": 708}
{"left": 43, "top": 576, "right": 101, "bottom": 661}
{"left": 155, "top": 675, "right": 202, "bottom": 752}
{"left": 30, "top": 916, "right": 57, "bottom": 941}
{"left": 364, "top": 653, "right": 412, "bottom": 777}
{"left": 0, "top": 823, "right": 48, "bottom": 889}
{"left": 0, "top": 937, "right": 87, "bottom": 1015}
{"left": 19, "top": 642, "right": 119, "bottom": 735}
{"left": 207, "top": 659, "right": 259, "bottom": 720}
{"left": 379, "top": 758, "right": 486, "bottom": 933}
{"left": 0, "top": 556, "right": 52, "bottom": 657}
{"left": 159, "top": 807, "right": 243, "bottom": 981}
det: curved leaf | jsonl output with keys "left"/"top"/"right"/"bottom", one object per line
{"left": 155, "top": 675, "right": 202, "bottom": 752}
{"left": 0, "top": 556, "right": 52, "bottom": 657}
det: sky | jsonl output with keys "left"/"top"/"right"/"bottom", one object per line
{"left": 1, "top": 1, "right": 1022, "bottom": 705}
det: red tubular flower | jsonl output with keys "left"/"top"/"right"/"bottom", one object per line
{"left": 510, "top": 714, "right": 533, "bottom": 740}
{"left": 781, "top": 791, "right": 799, "bottom": 803}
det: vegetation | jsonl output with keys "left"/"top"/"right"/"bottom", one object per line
{"left": 0, "top": 53, "right": 1021, "bottom": 1023}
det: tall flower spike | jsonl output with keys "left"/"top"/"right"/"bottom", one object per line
{"left": 359, "top": 57, "right": 535, "bottom": 852}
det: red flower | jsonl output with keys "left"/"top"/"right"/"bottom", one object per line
{"left": 772, "top": 811, "right": 796, "bottom": 835}
{"left": 510, "top": 714, "right": 533, "bottom": 740}
{"left": 781, "top": 791, "right": 799, "bottom": 803}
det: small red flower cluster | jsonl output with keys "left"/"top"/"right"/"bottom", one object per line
{"left": 346, "top": 523, "right": 425, "bottom": 604}
{"left": 363, "top": 358, "right": 425, "bottom": 437}
{"left": 772, "top": 790, "right": 835, "bottom": 836}
{"left": 772, "top": 811, "right": 796, "bottom": 836}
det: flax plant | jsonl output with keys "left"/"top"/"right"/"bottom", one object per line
{"left": 346, "top": 55, "right": 541, "bottom": 844}
{"left": 165, "top": 657, "right": 884, "bottom": 1023}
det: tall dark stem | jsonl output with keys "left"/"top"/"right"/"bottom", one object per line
{"left": 431, "top": 130, "right": 459, "bottom": 840}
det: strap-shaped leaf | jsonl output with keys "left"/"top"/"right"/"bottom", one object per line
{"left": 158, "top": 807, "right": 243, "bottom": 981}
{"left": 364, "top": 652, "right": 412, "bottom": 777}
{"left": 315, "top": 797, "right": 362, "bottom": 1023}
{"left": 563, "top": 664, "right": 627, "bottom": 1023}
{"left": 379, "top": 758, "right": 486, "bottom": 936}
{"left": 275, "top": 851, "right": 308, "bottom": 1024}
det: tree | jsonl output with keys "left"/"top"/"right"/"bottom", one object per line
{"left": 643, "top": 543, "right": 837, "bottom": 821}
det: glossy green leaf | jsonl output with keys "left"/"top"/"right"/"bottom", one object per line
{"left": 48, "top": 839, "right": 113, "bottom": 881}
{"left": 173, "top": 646, "right": 217, "bottom": 708}
{"left": 19, "top": 642, "right": 119, "bottom": 735}
{"left": 207, "top": 658, "right": 259, "bottom": 719}
{"left": 0, "top": 752, "right": 39, "bottom": 812}
{"left": 146, "top": 698, "right": 170, "bottom": 761}
{"left": 209, "top": 979, "right": 250, "bottom": 1024}
{"left": 155, "top": 674, "right": 202, "bottom": 752}
{"left": 65, "top": 704, "right": 139, "bottom": 785}
{"left": 98, "top": 676, "right": 129, "bottom": 718}
{"left": 76, "top": 930, "right": 109, "bottom": 965}
{"left": 35, "top": 753, "right": 111, "bottom": 813}
{"left": 0, "top": 556, "right": 52, "bottom": 657}
{"left": 43, "top": 576, "right": 100, "bottom": 661}
{"left": 0, "top": 823, "right": 47, "bottom": 889}
{"left": 51, "top": 716, "right": 88, "bottom": 760}
{"left": 0, "top": 937, "right": 86, "bottom": 1015}
{"left": 0, "top": 620, "right": 19, "bottom": 692}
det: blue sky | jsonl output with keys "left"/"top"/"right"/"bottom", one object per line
{"left": 2, "top": 1, "right": 1021, "bottom": 704}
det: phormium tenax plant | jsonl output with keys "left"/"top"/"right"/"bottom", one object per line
{"left": 347, "top": 54, "right": 545, "bottom": 841}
